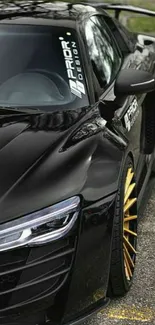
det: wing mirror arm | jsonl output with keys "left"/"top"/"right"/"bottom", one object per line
{"left": 98, "top": 99, "right": 121, "bottom": 121}
{"left": 99, "top": 69, "right": 155, "bottom": 121}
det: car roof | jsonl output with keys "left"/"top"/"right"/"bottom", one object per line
{"left": 0, "top": 1, "right": 104, "bottom": 28}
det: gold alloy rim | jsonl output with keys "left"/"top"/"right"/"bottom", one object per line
{"left": 123, "top": 168, "right": 137, "bottom": 281}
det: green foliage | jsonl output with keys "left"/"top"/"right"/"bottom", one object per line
{"left": 127, "top": 17, "right": 155, "bottom": 33}
{"left": 105, "top": 0, "right": 155, "bottom": 10}
{"left": 105, "top": 0, "right": 155, "bottom": 34}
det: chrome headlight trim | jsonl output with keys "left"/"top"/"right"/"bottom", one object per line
{"left": 0, "top": 196, "right": 80, "bottom": 252}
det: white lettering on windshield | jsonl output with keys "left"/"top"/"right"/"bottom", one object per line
{"left": 59, "top": 36, "right": 86, "bottom": 98}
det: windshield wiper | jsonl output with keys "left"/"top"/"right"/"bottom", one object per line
{"left": 0, "top": 106, "right": 40, "bottom": 115}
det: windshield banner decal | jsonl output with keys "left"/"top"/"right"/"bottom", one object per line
{"left": 60, "top": 35, "right": 86, "bottom": 98}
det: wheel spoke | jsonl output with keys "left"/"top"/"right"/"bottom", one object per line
{"left": 123, "top": 167, "right": 137, "bottom": 282}
{"left": 124, "top": 215, "right": 137, "bottom": 222}
{"left": 123, "top": 243, "right": 135, "bottom": 268}
{"left": 124, "top": 228, "right": 137, "bottom": 237}
{"left": 124, "top": 258, "right": 130, "bottom": 281}
{"left": 125, "top": 168, "right": 134, "bottom": 195}
{"left": 124, "top": 183, "right": 136, "bottom": 204}
{"left": 123, "top": 235, "right": 137, "bottom": 254}
{"left": 124, "top": 198, "right": 137, "bottom": 213}
{"left": 124, "top": 250, "right": 132, "bottom": 278}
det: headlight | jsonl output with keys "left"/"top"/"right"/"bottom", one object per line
{"left": 0, "top": 196, "right": 80, "bottom": 252}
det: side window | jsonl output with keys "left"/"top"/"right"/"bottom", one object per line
{"left": 103, "top": 15, "right": 134, "bottom": 53}
{"left": 85, "top": 15, "right": 122, "bottom": 94}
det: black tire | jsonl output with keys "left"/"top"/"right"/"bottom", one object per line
{"left": 151, "top": 152, "right": 155, "bottom": 174}
{"left": 108, "top": 157, "right": 138, "bottom": 297}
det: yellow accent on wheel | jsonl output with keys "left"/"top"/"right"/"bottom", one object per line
{"left": 124, "top": 183, "right": 136, "bottom": 204}
{"left": 124, "top": 198, "right": 137, "bottom": 213}
{"left": 124, "top": 228, "right": 137, "bottom": 237}
{"left": 124, "top": 215, "right": 137, "bottom": 222}
{"left": 123, "top": 236, "right": 137, "bottom": 254}
{"left": 124, "top": 168, "right": 134, "bottom": 195}
{"left": 123, "top": 243, "right": 135, "bottom": 268}
{"left": 124, "top": 250, "right": 132, "bottom": 278}
{"left": 123, "top": 167, "right": 137, "bottom": 281}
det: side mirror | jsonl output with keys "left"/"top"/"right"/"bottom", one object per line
{"left": 114, "top": 68, "right": 155, "bottom": 97}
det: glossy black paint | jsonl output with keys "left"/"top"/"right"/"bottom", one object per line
{"left": 115, "top": 68, "right": 155, "bottom": 96}
{"left": 0, "top": 2, "right": 155, "bottom": 325}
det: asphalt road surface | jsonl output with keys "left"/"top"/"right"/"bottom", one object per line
{"left": 83, "top": 178, "right": 155, "bottom": 325}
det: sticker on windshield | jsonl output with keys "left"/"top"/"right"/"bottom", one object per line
{"left": 59, "top": 35, "right": 86, "bottom": 98}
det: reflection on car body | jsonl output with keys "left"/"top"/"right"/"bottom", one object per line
{"left": 0, "top": 2, "right": 154, "bottom": 325}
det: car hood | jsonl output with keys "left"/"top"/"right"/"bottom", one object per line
{"left": 0, "top": 108, "right": 95, "bottom": 224}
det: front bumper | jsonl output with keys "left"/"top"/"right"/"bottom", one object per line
{"left": 0, "top": 192, "right": 116, "bottom": 325}
{"left": 0, "top": 233, "right": 77, "bottom": 325}
{"left": 1, "top": 297, "right": 110, "bottom": 325}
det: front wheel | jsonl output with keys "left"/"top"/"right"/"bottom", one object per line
{"left": 108, "top": 157, "right": 138, "bottom": 296}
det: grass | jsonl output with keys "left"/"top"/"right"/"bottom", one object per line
{"left": 105, "top": 0, "right": 155, "bottom": 11}
{"left": 104, "top": 0, "right": 155, "bottom": 34}
{"left": 127, "top": 17, "right": 155, "bottom": 33}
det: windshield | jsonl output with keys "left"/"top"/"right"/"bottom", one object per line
{"left": 0, "top": 24, "right": 89, "bottom": 111}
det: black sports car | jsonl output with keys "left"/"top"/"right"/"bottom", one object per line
{"left": 0, "top": 1, "right": 155, "bottom": 324}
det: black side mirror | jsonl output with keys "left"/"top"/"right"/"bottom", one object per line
{"left": 114, "top": 68, "right": 155, "bottom": 97}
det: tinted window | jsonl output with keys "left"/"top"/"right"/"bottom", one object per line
{"left": 103, "top": 15, "right": 134, "bottom": 53}
{"left": 0, "top": 25, "right": 88, "bottom": 110}
{"left": 85, "top": 16, "right": 122, "bottom": 90}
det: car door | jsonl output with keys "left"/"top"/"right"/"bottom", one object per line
{"left": 102, "top": 14, "right": 155, "bottom": 184}
{"left": 84, "top": 14, "right": 147, "bottom": 180}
